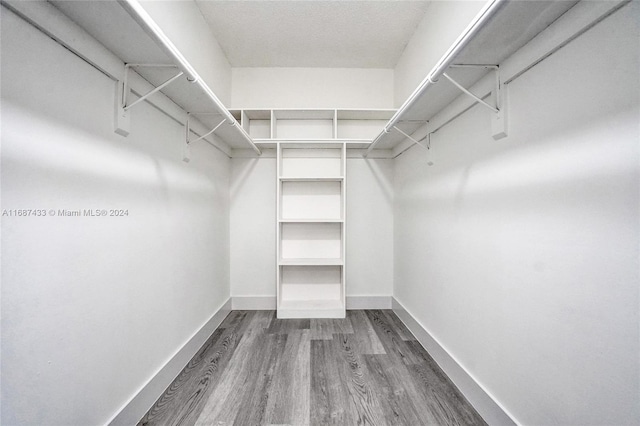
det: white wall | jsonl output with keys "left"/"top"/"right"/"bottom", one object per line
{"left": 230, "top": 157, "right": 277, "bottom": 300}
{"left": 139, "top": 0, "right": 233, "bottom": 105}
{"left": 393, "top": 3, "right": 639, "bottom": 425}
{"left": 1, "top": 9, "right": 231, "bottom": 425}
{"left": 230, "top": 65, "right": 394, "bottom": 302}
{"left": 230, "top": 156, "right": 394, "bottom": 302}
{"left": 393, "top": 1, "right": 486, "bottom": 106}
{"left": 231, "top": 68, "right": 394, "bottom": 109}
{"left": 346, "top": 159, "right": 394, "bottom": 298}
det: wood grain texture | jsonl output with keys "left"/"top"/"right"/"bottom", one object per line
{"left": 363, "top": 354, "right": 428, "bottom": 426}
{"left": 331, "top": 334, "right": 387, "bottom": 425}
{"left": 139, "top": 310, "right": 486, "bottom": 426}
{"left": 264, "top": 330, "right": 310, "bottom": 425}
{"left": 365, "top": 310, "right": 424, "bottom": 365}
{"left": 347, "top": 310, "right": 386, "bottom": 355}
{"left": 310, "top": 317, "right": 354, "bottom": 340}
{"left": 310, "top": 339, "right": 353, "bottom": 425}
{"left": 138, "top": 312, "right": 246, "bottom": 426}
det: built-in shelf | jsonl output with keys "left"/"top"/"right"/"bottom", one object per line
{"left": 230, "top": 108, "right": 395, "bottom": 148}
{"left": 279, "top": 177, "right": 343, "bottom": 182}
{"left": 366, "top": 0, "right": 579, "bottom": 153}
{"left": 45, "top": 0, "right": 259, "bottom": 153}
{"left": 277, "top": 143, "right": 346, "bottom": 318}
{"left": 279, "top": 258, "right": 344, "bottom": 266}
{"left": 280, "top": 179, "right": 342, "bottom": 221}
{"left": 279, "top": 219, "right": 344, "bottom": 223}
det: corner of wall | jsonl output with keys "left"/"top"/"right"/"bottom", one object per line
{"left": 107, "top": 298, "right": 232, "bottom": 426}
{"left": 391, "top": 297, "right": 518, "bottom": 426}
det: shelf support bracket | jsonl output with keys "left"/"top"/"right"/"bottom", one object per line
{"left": 183, "top": 113, "right": 226, "bottom": 162}
{"left": 392, "top": 126, "right": 431, "bottom": 151}
{"left": 491, "top": 67, "right": 508, "bottom": 140}
{"left": 444, "top": 65, "right": 507, "bottom": 140}
{"left": 442, "top": 72, "right": 498, "bottom": 113}
{"left": 392, "top": 127, "right": 435, "bottom": 166}
{"left": 114, "top": 64, "right": 183, "bottom": 136}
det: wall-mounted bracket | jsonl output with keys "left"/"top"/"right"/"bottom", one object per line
{"left": 491, "top": 68, "right": 508, "bottom": 140}
{"left": 183, "top": 112, "right": 225, "bottom": 162}
{"left": 392, "top": 126, "right": 435, "bottom": 166}
{"left": 114, "top": 81, "right": 131, "bottom": 137}
{"left": 392, "top": 126, "right": 431, "bottom": 151}
{"left": 443, "top": 70, "right": 498, "bottom": 113}
{"left": 114, "top": 64, "right": 183, "bottom": 136}
{"left": 445, "top": 64, "right": 507, "bottom": 140}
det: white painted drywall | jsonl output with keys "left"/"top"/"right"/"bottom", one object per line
{"left": 393, "top": 1, "right": 486, "bottom": 106}
{"left": 346, "top": 159, "right": 394, "bottom": 298}
{"left": 230, "top": 156, "right": 277, "bottom": 299}
{"left": 1, "top": 9, "right": 230, "bottom": 425}
{"left": 231, "top": 68, "right": 394, "bottom": 109}
{"left": 230, "top": 156, "right": 393, "bottom": 301}
{"left": 393, "top": 3, "right": 639, "bottom": 425}
{"left": 138, "top": 0, "right": 232, "bottom": 105}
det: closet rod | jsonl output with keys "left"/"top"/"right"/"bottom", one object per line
{"left": 364, "top": 0, "right": 505, "bottom": 157}
{"left": 117, "top": 0, "right": 262, "bottom": 156}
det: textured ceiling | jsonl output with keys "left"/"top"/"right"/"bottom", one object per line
{"left": 195, "top": 0, "right": 431, "bottom": 68}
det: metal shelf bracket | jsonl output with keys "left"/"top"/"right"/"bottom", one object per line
{"left": 392, "top": 126, "right": 430, "bottom": 151}
{"left": 445, "top": 65, "right": 507, "bottom": 140}
{"left": 183, "top": 112, "right": 225, "bottom": 162}
{"left": 391, "top": 127, "right": 435, "bottom": 165}
{"left": 114, "top": 64, "right": 183, "bottom": 136}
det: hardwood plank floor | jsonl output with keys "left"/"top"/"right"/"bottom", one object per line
{"left": 139, "top": 310, "right": 486, "bottom": 426}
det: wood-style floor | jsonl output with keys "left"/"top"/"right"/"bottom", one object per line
{"left": 139, "top": 310, "right": 486, "bottom": 426}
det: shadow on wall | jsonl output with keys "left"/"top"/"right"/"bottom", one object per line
{"left": 1, "top": 102, "right": 220, "bottom": 197}
{"left": 230, "top": 157, "right": 262, "bottom": 199}
{"left": 362, "top": 158, "right": 393, "bottom": 205}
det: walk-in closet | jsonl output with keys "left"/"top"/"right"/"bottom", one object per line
{"left": 1, "top": 0, "right": 638, "bottom": 424}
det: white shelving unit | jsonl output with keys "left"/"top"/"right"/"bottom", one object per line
{"left": 364, "top": 0, "right": 580, "bottom": 155}
{"left": 31, "top": 0, "right": 261, "bottom": 155}
{"left": 230, "top": 108, "right": 395, "bottom": 149}
{"left": 276, "top": 143, "right": 346, "bottom": 319}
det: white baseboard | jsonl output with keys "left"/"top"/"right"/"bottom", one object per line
{"left": 107, "top": 297, "right": 509, "bottom": 425}
{"left": 231, "top": 295, "right": 392, "bottom": 310}
{"left": 107, "top": 298, "right": 232, "bottom": 426}
{"left": 392, "top": 297, "right": 518, "bottom": 426}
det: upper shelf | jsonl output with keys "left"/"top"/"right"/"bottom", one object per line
{"left": 230, "top": 108, "right": 396, "bottom": 149}
{"left": 367, "top": 0, "right": 579, "bottom": 152}
{"left": 49, "top": 0, "right": 260, "bottom": 153}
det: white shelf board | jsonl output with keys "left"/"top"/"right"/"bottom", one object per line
{"left": 279, "top": 177, "right": 343, "bottom": 182}
{"left": 279, "top": 258, "right": 344, "bottom": 266}
{"left": 255, "top": 139, "right": 369, "bottom": 149}
{"left": 279, "top": 219, "right": 343, "bottom": 223}
{"left": 272, "top": 109, "right": 336, "bottom": 120}
{"left": 50, "top": 0, "right": 256, "bottom": 151}
{"left": 242, "top": 109, "right": 271, "bottom": 120}
{"left": 371, "top": 0, "right": 578, "bottom": 150}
